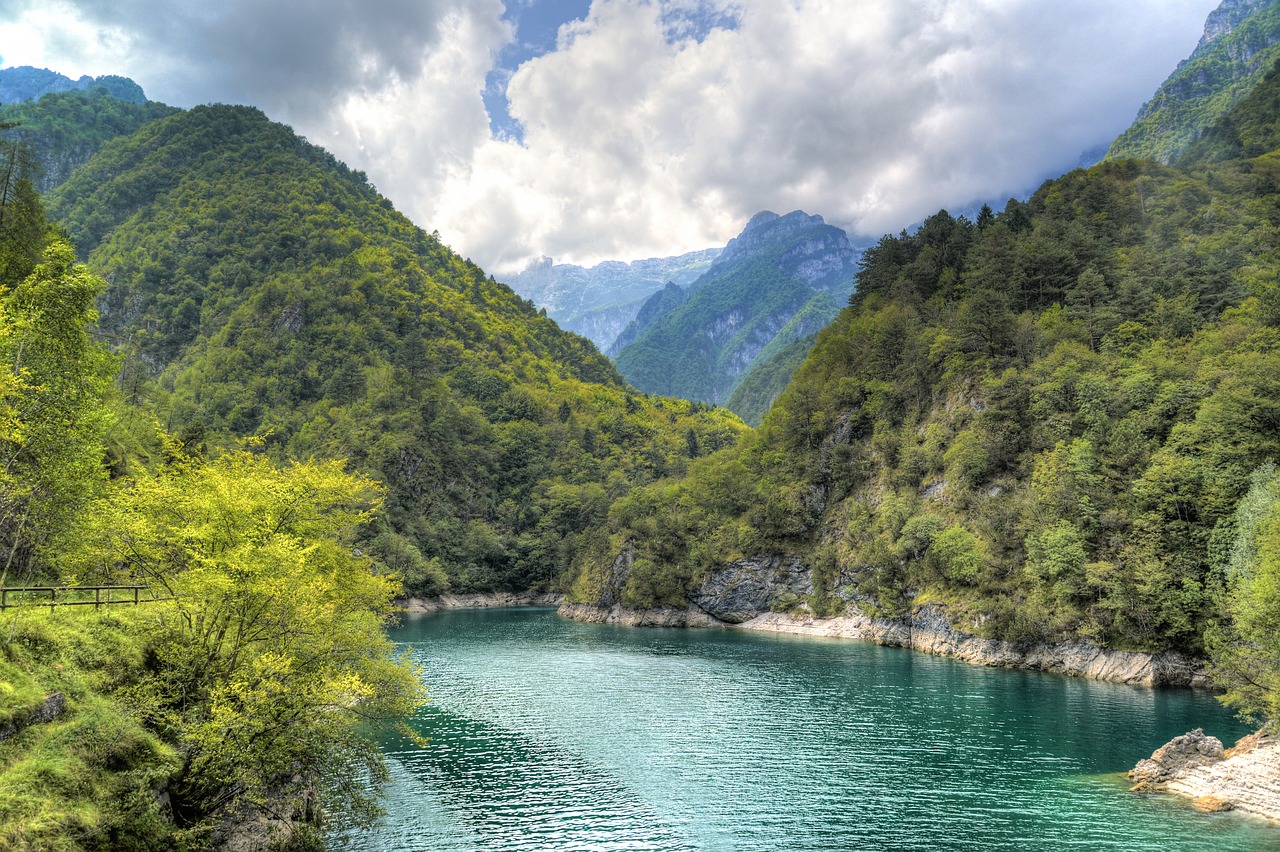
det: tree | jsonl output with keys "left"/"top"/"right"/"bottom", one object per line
{"left": 1209, "top": 464, "right": 1280, "bottom": 728}
{"left": 76, "top": 448, "right": 426, "bottom": 844}
{"left": 0, "top": 238, "right": 115, "bottom": 582}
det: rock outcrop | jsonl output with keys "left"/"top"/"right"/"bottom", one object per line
{"left": 0, "top": 692, "right": 65, "bottom": 744}
{"left": 689, "top": 556, "right": 812, "bottom": 623}
{"left": 1130, "top": 729, "right": 1280, "bottom": 821}
{"left": 735, "top": 608, "right": 1209, "bottom": 687}
{"left": 1129, "top": 729, "right": 1226, "bottom": 790}
{"left": 557, "top": 602, "right": 720, "bottom": 628}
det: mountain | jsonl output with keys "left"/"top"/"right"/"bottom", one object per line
{"left": 502, "top": 248, "right": 719, "bottom": 351}
{"left": 1105, "top": 0, "right": 1280, "bottom": 163}
{"left": 0, "top": 66, "right": 146, "bottom": 105}
{"left": 567, "top": 55, "right": 1280, "bottom": 704}
{"left": 0, "top": 87, "right": 178, "bottom": 192}
{"left": 1179, "top": 48, "right": 1280, "bottom": 163}
{"left": 610, "top": 209, "right": 863, "bottom": 413}
{"left": 606, "top": 280, "right": 690, "bottom": 356}
{"left": 45, "top": 103, "right": 745, "bottom": 596}
{"left": 722, "top": 332, "right": 815, "bottom": 427}
{"left": 0, "top": 86, "right": 751, "bottom": 849}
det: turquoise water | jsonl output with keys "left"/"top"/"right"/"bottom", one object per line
{"left": 355, "top": 608, "right": 1280, "bottom": 851}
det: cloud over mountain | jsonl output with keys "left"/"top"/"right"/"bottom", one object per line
{"left": 3, "top": 0, "right": 1218, "bottom": 272}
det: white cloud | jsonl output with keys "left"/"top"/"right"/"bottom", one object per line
{"left": 374, "top": 0, "right": 1218, "bottom": 273}
{"left": 2, "top": 0, "right": 1222, "bottom": 274}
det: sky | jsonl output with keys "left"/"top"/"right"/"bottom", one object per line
{"left": 0, "top": 0, "right": 1223, "bottom": 275}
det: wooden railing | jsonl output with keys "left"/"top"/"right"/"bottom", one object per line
{"left": 0, "top": 585, "right": 167, "bottom": 612}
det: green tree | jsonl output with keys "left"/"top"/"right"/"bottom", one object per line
{"left": 76, "top": 449, "right": 426, "bottom": 844}
{"left": 1209, "top": 464, "right": 1280, "bottom": 727}
{"left": 0, "top": 238, "right": 115, "bottom": 582}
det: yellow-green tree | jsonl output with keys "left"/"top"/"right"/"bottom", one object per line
{"left": 1210, "top": 463, "right": 1280, "bottom": 729}
{"left": 0, "top": 237, "right": 115, "bottom": 582}
{"left": 76, "top": 448, "right": 426, "bottom": 845}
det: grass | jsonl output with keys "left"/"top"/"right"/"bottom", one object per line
{"left": 0, "top": 606, "right": 179, "bottom": 851}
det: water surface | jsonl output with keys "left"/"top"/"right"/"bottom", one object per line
{"left": 356, "top": 608, "right": 1278, "bottom": 851}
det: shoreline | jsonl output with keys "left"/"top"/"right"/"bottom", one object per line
{"left": 399, "top": 591, "right": 564, "bottom": 613}
{"left": 404, "top": 595, "right": 1279, "bottom": 823}
{"left": 1131, "top": 729, "right": 1280, "bottom": 823}
{"left": 557, "top": 601, "right": 1212, "bottom": 689}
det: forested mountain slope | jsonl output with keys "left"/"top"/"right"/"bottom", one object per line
{"left": 611, "top": 210, "right": 862, "bottom": 411}
{"left": 1105, "top": 0, "right": 1280, "bottom": 163}
{"left": 0, "top": 150, "right": 425, "bottom": 847}
{"left": 0, "top": 88, "right": 179, "bottom": 192}
{"left": 571, "top": 60, "right": 1280, "bottom": 724}
{"left": 47, "top": 103, "right": 745, "bottom": 596}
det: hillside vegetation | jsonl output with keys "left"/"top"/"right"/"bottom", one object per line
{"left": 612, "top": 210, "right": 860, "bottom": 411}
{"left": 576, "top": 59, "right": 1280, "bottom": 727}
{"left": 1106, "top": 0, "right": 1280, "bottom": 163}
{"left": 0, "top": 97, "right": 747, "bottom": 847}
{"left": 46, "top": 103, "right": 744, "bottom": 598}
{"left": 0, "top": 150, "right": 424, "bottom": 848}
{"left": 0, "top": 89, "right": 178, "bottom": 192}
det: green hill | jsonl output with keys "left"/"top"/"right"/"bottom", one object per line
{"left": 47, "top": 103, "right": 745, "bottom": 596}
{"left": 578, "top": 77, "right": 1280, "bottom": 713}
{"left": 0, "top": 98, "right": 748, "bottom": 847}
{"left": 1179, "top": 51, "right": 1280, "bottom": 164}
{"left": 0, "top": 89, "right": 179, "bottom": 192}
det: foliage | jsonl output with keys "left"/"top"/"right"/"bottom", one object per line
{"left": 68, "top": 448, "right": 426, "bottom": 845}
{"left": 0, "top": 149, "right": 116, "bottom": 581}
{"left": 43, "top": 103, "right": 746, "bottom": 596}
{"left": 724, "top": 334, "right": 816, "bottom": 427}
{"left": 0, "top": 89, "right": 178, "bottom": 192}
{"left": 612, "top": 211, "right": 859, "bottom": 406}
{"left": 594, "top": 94, "right": 1280, "bottom": 670}
{"left": 0, "top": 608, "right": 179, "bottom": 852}
{"left": 1208, "top": 464, "right": 1280, "bottom": 728}
{"left": 1105, "top": 0, "right": 1280, "bottom": 164}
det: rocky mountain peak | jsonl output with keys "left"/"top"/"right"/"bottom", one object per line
{"left": 715, "top": 209, "right": 832, "bottom": 269}
{"left": 1201, "top": 0, "right": 1272, "bottom": 49}
{"left": 0, "top": 66, "right": 147, "bottom": 105}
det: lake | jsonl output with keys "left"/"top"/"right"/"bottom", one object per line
{"left": 352, "top": 607, "right": 1279, "bottom": 851}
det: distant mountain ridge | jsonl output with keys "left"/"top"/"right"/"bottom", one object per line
{"left": 502, "top": 248, "right": 720, "bottom": 351}
{"left": 611, "top": 210, "right": 864, "bottom": 416}
{"left": 0, "top": 66, "right": 146, "bottom": 105}
{"left": 1105, "top": 0, "right": 1280, "bottom": 163}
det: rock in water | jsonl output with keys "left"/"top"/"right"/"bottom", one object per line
{"left": 1129, "top": 728, "right": 1224, "bottom": 790}
{"left": 1130, "top": 728, "right": 1280, "bottom": 823}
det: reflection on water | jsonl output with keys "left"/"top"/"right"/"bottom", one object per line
{"left": 352, "top": 608, "right": 1280, "bottom": 851}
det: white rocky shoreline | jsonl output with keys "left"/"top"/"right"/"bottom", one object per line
{"left": 398, "top": 591, "right": 564, "bottom": 613}
{"left": 401, "top": 591, "right": 1279, "bottom": 823}
{"left": 556, "top": 601, "right": 1210, "bottom": 687}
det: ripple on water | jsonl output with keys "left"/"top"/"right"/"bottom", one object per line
{"left": 348, "top": 609, "right": 1280, "bottom": 851}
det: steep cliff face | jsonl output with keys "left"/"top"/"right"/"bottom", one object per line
{"left": 1202, "top": 0, "right": 1273, "bottom": 48}
{"left": 611, "top": 210, "right": 864, "bottom": 411}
